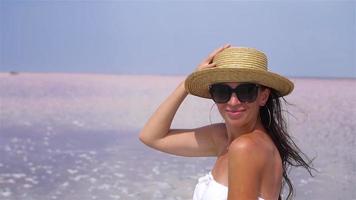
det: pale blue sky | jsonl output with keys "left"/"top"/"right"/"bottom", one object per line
{"left": 0, "top": 0, "right": 355, "bottom": 78}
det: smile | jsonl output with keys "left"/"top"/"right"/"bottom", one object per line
{"left": 226, "top": 109, "right": 246, "bottom": 113}
{"left": 225, "top": 109, "right": 246, "bottom": 118}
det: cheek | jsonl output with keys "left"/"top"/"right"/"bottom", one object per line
{"left": 216, "top": 104, "right": 225, "bottom": 117}
{"left": 252, "top": 108, "right": 261, "bottom": 120}
{"left": 247, "top": 103, "right": 261, "bottom": 116}
{"left": 216, "top": 104, "right": 232, "bottom": 122}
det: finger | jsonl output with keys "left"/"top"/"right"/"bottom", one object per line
{"left": 205, "top": 62, "right": 216, "bottom": 68}
{"left": 200, "top": 44, "right": 231, "bottom": 65}
{"left": 223, "top": 44, "right": 231, "bottom": 48}
{"left": 202, "top": 47, "right": 224, "bottom": 64}
{"left": 197, "top": 62, "right": 216, "bottom": 71}
{"left": 215, "top": 44, "right": 231, "bottom": 54}
{"left": 208, "top": 44, "right": 231, "bottom": 59}
{"left": 217, "top": 43, "right": 231, "bottom": 51}
{"left": 209, "top": 46, "right": 225, "bottom": 57}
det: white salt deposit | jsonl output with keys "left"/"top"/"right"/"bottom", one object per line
{"left": 89, "top": 177, "right": 97, "bottom": 183}
{"left": 1, "top": 189, "right": 12, "bottom": 197}
{"left": 152, "top": 166, "right": 160, "bottom": 175}
{"left": 23, "top": 184, "right": 33, "bottom": 188}
{"left": 113, "top": 173, "right": 124, "bottom": 178}
{"left": 71, "top": 175, "right": 88, "bottom": 181}
{"left": 67, "top": 169, "right": 78, "bottom": 174}
{"left": 25, "top": 177, "right": 39, "bottom": 184}
{"left": 109, "top": 194, "right": 121, "bottom": 199}
{"left": 12, "top": 173, "right": 26, "bottom": 179}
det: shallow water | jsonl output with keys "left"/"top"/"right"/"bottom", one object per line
{"left": 0, "top": 126, "right": 214, "bottom": 200}
{"left": 0, "top": 73, "right": 355, "bottom": 199}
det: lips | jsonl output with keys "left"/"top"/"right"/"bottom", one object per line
{"left": 226, "top": 109, "right": 246, "bottom": 113}
{"left": 225, "top": 109, "right": 246, "bottom": 118}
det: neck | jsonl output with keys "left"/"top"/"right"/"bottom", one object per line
{"left": 225, "top": 116, "right": 265, "bottom": 145}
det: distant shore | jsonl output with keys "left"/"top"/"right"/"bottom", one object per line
{"left": 1, "top": 71, "right": 355, "bottom": 80}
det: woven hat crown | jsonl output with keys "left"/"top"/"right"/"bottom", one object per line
{"left": 213, "top": 47, "right": 268, "bottom": 71}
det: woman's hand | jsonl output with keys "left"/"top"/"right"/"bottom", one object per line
{"left": 195, "top": 44, "right": 231, "bottom": 71}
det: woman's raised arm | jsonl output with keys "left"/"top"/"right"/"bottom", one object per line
{"left": 138, "top": 80, "right": 221, "bottom": 157}
{"left": 139, "top": 44, "right": 230, "bottom": 157}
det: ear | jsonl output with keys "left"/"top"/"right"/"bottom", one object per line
{"left": 259, "top": 88, "right": 270, "bottom": 106}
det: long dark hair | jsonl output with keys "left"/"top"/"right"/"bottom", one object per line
{"left": 259, "top": 88, "right": 315, "bottom": 200}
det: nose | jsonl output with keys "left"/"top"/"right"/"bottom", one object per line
{"left": 227, "top": 92, "right": 241, "bottom": 105}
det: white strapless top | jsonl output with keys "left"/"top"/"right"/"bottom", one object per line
{"left": 193, "top": 171, "right": 265, "bottom": 200}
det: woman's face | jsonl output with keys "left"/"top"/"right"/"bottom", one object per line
{"left": 215, "top": 82, "right": 270, "bottom": 127}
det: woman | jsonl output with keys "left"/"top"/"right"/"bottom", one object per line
{"left": 139, "top": 45, "right": 313, "bottom": 200}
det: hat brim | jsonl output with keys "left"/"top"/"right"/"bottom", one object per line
{"left": 185, "top": 68, "right": 294, "bottom": 99}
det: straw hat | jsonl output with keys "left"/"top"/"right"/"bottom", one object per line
{"left": 184, "top": 47, "right": 294, "bottom": 99}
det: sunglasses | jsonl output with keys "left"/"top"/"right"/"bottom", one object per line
{"left": 209, "top": 83, "right": 260, "bottom": 103}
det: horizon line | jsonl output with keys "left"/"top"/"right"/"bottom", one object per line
{"left": 1, "top": 70, "right": 355, "bottom": 80}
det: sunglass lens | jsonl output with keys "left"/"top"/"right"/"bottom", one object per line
{"left": 236, "top": 83, "right": 258, "bottom": 102}
{"left": 209, "top": 84, "right": 231, "bottom": 103}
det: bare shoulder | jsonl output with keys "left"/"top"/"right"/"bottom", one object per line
{"left": 227, "top": 132, "right": 279, "bottom": 199}
{"left": 228, "top": 133, "right": 272, "bottom": 167}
